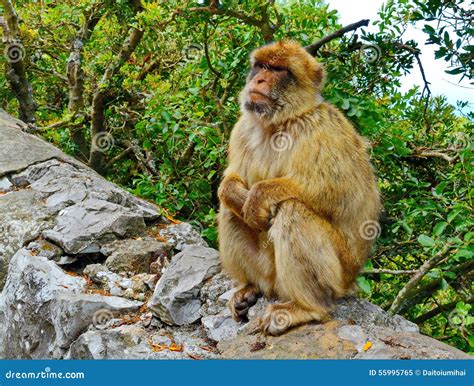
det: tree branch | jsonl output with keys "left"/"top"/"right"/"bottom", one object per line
{"left": 305, "top": 19, "right": 370, "bottom": 56}
{"left": 89, "top": 1, "right": 144, "bottom": 173}
{"left": 363, "top": 269, "right": 417, "bottom": 275}
{"left": 388, "top": 244, "right": 454, "bottom": 315}
{"left": 1, "top": 0, "right": 37, "bottom": 124}
{"left": 179, "top": 1, "right": 277, "bottom": 42}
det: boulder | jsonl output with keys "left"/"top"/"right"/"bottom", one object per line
{"left": 159, "top": 222, "right": 207, "bottom": 251}
{"left": 148, "top": 246, "right": 220, "bottom": 325}
{"left": 101, "top": 237, "right": 168, "bottom": 274}
{"left": 0, "top": 249, "right": 141, "bottom": 359}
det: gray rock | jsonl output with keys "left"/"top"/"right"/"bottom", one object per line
{"left": 101, "top": 237, "right": 168, "bottom": 274}
{"left": 0, "top": 189, "right": 54, "bottom": 288}
{"left": 0, "top": 249, "right": 142, "bottom": 358}
{"left": 43, "top": 199, "right": 147, "bottom": 254}
{"left": 149, "top": 246, "right": 220, "bottom": 325}
{"left": 332, "top": 297, "right": 419, "bottom": 333}
{"left": 67, "top": 324, "right": 217, "bottom": 359}
{"left": 0, "top": 111, "right": 79, "bottom": 177}
{"left": 199, "top": 272, "right": 234, "bottom": 316}
{"left": 0, "top": 177, "right": 12, "bottom": 192}
{"left": 219, "top": 317, "right": 470, "bottom": 359}
{"left": 159, "top": 222, "right": 207, "bottom": 251}
{"left": 202, "top": 308, "right": 241, "bottom": 342}
{"left": 26, "top": 239, "right": 63, "bottom": 261}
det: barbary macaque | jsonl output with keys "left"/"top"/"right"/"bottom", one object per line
{"left": 218, "top": 40, "right": 381, "bottom": 335}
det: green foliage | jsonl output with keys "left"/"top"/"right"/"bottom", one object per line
{"left": 1, "top": 0, "right": 472, "bottom": 353}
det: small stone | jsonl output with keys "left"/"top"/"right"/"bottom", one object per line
{"left": 0, "top": 177, "right": 13, "bottom": 192}
{"left": 26, "top": 239, "right": 63, "bottom": 261}
{"left": 151, "top": 334, "right": 172, "bottom": 346}
{"left": 101, "top": 237, "right": 168, "bottom": 274}
{"left": 109, "top": 286, "right": 124, "bottom": 297}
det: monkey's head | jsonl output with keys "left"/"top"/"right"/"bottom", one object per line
{"left": 241, "top": 40, "right": 325, "bottom": 123}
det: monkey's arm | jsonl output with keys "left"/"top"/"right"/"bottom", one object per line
{"left": 218, "top": 172, "right": 249, "bottom": 220}
{"left": 243, "top": 178, "right": 301, "bottom": 231}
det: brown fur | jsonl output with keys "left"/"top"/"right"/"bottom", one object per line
{"left": 218, "top": 40, "right": 381, "bottom": 335}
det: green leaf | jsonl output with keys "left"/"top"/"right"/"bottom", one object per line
{"left": 356, "top": 276, "right": 372, "bottom": 295}
{"left": 433, "top": 222, "right": 448, "bottom": 236}
{"left": 418, "top": 234, "right": 435, "bottom": 247}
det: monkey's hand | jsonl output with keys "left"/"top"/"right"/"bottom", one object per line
{"left": 243, "top": 179, "right": 300, "bottom": 232}
{"left": 218, "top": 173, "right": 249, "bottom": 219}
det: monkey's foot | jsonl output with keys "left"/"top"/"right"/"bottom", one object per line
{"left": 259, "top": 302, "right": 328, "bottom": 336}
{"left": 229, "top": 285, "right": 261, "bottom": 322}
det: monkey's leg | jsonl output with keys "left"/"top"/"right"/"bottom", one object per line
{"left": 218, "top": 208, "right": 275, "bottom": 322}
{"left": 261, "top": 199, "right": 347, "bottom": 335}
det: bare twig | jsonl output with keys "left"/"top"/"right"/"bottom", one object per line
{"left": 305, "top": 19, "right": 370, "bottom": 56}
{"left": 105, "top": 146, "right": 133, "bottom": 169}
{"left": 363, "top": 269, "right": 417, "bottom": 275}
{"left": 410, "top": 148, "right": 460, "bottom": 163}
{"left": 388, "top": 244, "right": 454, "bottom": 315}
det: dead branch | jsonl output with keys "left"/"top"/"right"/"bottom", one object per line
{"left": 305, "top": 19, "right": 370, "bottom": 56}
{"left": 363, "top": 269, "right": 417, "bottom": 275}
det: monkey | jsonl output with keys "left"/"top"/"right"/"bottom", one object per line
{"left": 217, "top": 40, "right": 381, "bottom": 336}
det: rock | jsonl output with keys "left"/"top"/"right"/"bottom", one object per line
{"left": 0, "top": 177, "right": 12, "bottom": 192}
{"left": 101, "top": 237, "right": 168, "bottom": 274}
{"left": 83, "top": 264, "right": 109, "bottom": 282}
{"left": 159, "top": 222, "right": 207, "bottom": 251}
{"left": 43, "top": 199, "right": 147, "bottom": 254}
{"left": 217, "top": 297, "right": 471, "bottom": 359}
{"left": 0, "top": 111, "right": 79, "bottom": 176}
{"left": 67, "top": 324, "right": 217, "bottom": 359}
{"left": 0, "top": 189, "right": 54, "bottom": 288}
{"left": 332, "top": 297, "right": 419, "bottom": 333}
{"left": 149, "top": 246, "right": 220, "bottom": 325}
{"left": 26, "top": 239, "right": 63, "bottom": 261}
{"left": 202, "top": 308, "right": 241, "bottom": 342}
{"left": 199, "top": 272, "right": 234, "bottom": 316}
{"left": 0, "top": 248, "right": 142, "bottom": 358}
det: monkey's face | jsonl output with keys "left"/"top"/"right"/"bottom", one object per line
{"left": 242, "top": 62, "right": 297, "bottom": 118}
{"left": 241, "top": 41, "right": 325, "bottom": 122}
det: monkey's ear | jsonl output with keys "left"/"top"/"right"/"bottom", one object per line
{"left": 313, "top": 63, "right": 326, "bottom": 91}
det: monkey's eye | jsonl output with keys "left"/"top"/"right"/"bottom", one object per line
{"left": 270, "top": 65, "right": 288, "bottom": 72}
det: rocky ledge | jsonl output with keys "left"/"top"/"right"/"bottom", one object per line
{"left": 0, "top": 111, "right": 470, "bottom": 360}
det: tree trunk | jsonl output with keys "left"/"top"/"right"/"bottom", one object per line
{"left": 2, "top": 0, "right": 37, "bottom": 124}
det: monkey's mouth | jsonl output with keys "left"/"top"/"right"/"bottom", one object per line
{"left": 249, "top": 90, "right": 273, "bottom": 102}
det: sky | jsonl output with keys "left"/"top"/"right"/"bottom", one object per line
{"left": 326, "top": 0, "right": 473, "bottom": 114}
